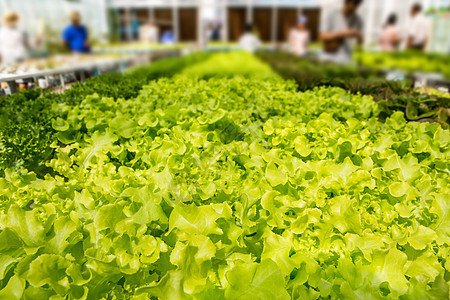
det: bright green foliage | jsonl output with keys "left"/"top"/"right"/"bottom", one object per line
{"left": 0, "top": 58, "right": 449, "bottom": 300}
{"left": 0, "top": 52, "right": 213, "bottom": 176}
{"left": 258, "top": 51, "right": 450, "bottom": 128}
{"left": 178, "top": 52, "right": 278, "bottom": 80}
{"left": 354, "top": 51, "right": 450, "bottom": 79}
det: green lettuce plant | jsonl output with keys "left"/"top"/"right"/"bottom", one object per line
{"left": 0, "top": 70, "right": 448, "bottom": 299}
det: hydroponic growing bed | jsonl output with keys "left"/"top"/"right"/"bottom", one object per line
{"left": 0, "top": 52, "right": 449, "bottom": 299}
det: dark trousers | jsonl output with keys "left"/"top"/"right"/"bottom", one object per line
{"left": 412, "top": 44, "right": 426, "bottom": 51}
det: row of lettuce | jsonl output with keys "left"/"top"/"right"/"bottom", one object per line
{"left": 2, "top": 51, "right": 449, "bottom": 179}
{"left": 257, "top": 51, "right": 450, "bottom": 128}
{"left": 354, "top": 51, "right": 450, "bottom": 80}
{"left": 0, "top": 52, "right": 214, "bottom": 176}
{"left": 0, "top": 52, "right": 449, "bottom": 299}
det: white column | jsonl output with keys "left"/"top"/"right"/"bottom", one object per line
{"left": 222, "top": 0, "right": 229, "bottom": 42}
{"left": 363, "top": 0, "right": 377, "bottom": 48}
{"left": 149, "top": 7, "right": 155, "bottom": 22}
{"left": 246, "top": 0, "right": 253, "bottom": 24}
{"left": 271, "top": 0, "right": 278, "bottom": 44}
{"left": 198, "top": 0, "right": 203, "bottom": 45}
{"left": 98, "top": 0, "right": 110, "bottom": 42}
{"left": 382, "top": 0, "right": 393, "bottom": 22}
{"left": 172, "top": 0, "right": 180, "bottom": 42}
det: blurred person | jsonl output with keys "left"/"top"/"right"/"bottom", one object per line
{"left": 0, "top": 10, "right": 35, "bottom": 90}
{"left": 62, "top": 11, "right": 90, "bottom": 53}
{"left": 239, "top": 24, "right": 261, "bottom": 53}
{"left": 211, "top": 22, "right": 221, "bottom": 41}
{"left": 406, "top": 3, "right": 430, "bottom": 51}
{"left": 204, "top": 21, "right": 221, "bottom": 44}
{"left": 319, "top": 0, "right": 364, "bottom": 64}
{"left": 130, "top": 13, "right": 140, "bottom": 41}
{"left": 288, "top": 15, "right": 310, "bottom": 57}
{"left": 0, "top": 11, "right": 30, "bottom": 65}
{"left": 140, "top": 21, "right": 159, "bottom": 43}
{"left": 205, "top": 22, "right": 214, "bottom": 44}
{"left": 161, "top": 30, "right": 175, "bottom": 44}
{"left": 379, "top": 14, "right": 400, "bottom": 51}
{"left": 120, "top": 20, "right": 127, "bottom": 41}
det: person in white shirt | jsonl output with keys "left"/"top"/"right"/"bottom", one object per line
{"left": 407, "top": 3, "right": 430, "bottom": 51}
{"left": 140, "top": 21, "right": 159, "bottom": 44}
{"left": 288, "top": 15, "right": 310, "bottom": 57}
{"left": 0, "top": 11, "right": 29, "bottom": 66}
{"left": 239, "top": 24, "right": 261, "bottom": 53}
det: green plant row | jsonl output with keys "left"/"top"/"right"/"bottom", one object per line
{"left": 177, "top": 52, "right": 279, "bottom": 80}
{"left": 0, "top": 74, "right": 449, "bottom": 299}
{"left": 0, "top": 52, "right": 213, "bottom": 176}
{"left": 257, "top": 51, "right": 450, "bottom": 128}
{"left": 3, "top": 51, "right": 447, "bottom": 178}
{"left": 354, "top": 51, "right": 450, "bottom": 79}
{"left": 256, "top": 51, "right": 379, "bottom": 92}
{"left": 0, "top": 51, "right": 283, "bottom": 177}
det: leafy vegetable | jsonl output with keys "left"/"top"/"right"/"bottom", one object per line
{"left": 258, "top": 51, "right": 450, "bottom": 128}
{"left": 0, "top": 52, "right": 213, "bottom": 176}
{"left": 355, "top": 51, "right": 450, "bottom": 79}
{"left": 0, "top": 52, "right": 449, "bottom": 299}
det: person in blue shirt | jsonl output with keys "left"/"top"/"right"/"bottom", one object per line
{"left": 161, "top": 31, "right": 175, "bottom": 44}
{"left": 62, "top": 11, "right": 90, "bottom": 53}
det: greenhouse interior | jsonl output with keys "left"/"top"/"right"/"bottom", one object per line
{"left": 0, "top": 0, "right": 450, "bottom": 299}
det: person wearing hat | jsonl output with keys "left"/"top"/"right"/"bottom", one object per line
{"left": 0, "top": 10, "right": 30, "bottom": 65}
{"left": 62, "top": 11, "right": 90, "bottom": 53}
{"left": 288, "top": 15, "right": 310, "bottom": 57}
